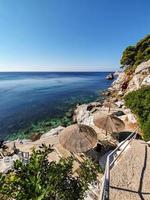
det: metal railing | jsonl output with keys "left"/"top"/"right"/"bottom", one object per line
{"left": 99, "top": 129, "right": 138, "bottom": 200}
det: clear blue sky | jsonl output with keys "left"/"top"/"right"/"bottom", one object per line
{"left": 0, "top": 0, "right": 150, "bottom": 71}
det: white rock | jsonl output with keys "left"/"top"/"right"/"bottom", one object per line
{"left": 127, "top": 113, "right": 137, "bottom": 124}
{"left": 115, "top": 100, "right": 124, "bottom": 108}
{"left": 12, "top": 154, "right": 20, "bottom": 161}
{"left": 41, "top": 126, "right": 65, "bottom": 138}
{"left": 74, "top": 104, "right": 90, "bottom": 124}
{"left": 141, "top": 75, "right": 150, "bottom": 86}
{"left": 135, "top": 59, "right": 150, "bottom": 74}
{"left": 126, "top": 74, "right": 143, "bottom": 93}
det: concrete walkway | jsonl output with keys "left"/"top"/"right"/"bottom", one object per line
{"left": 110, "top": 140, "right": 150, "bottom": 200}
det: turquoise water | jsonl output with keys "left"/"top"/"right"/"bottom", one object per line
{"left": 0, "top": 72, "right": 113, "bottom": 139}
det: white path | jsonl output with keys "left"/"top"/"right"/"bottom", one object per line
{"left": 110, "top": 140, "right": 150, "bottom": 200}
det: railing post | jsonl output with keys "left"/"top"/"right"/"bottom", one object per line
{"left": 104, "top": 157, "right": 110, "bottom": 200}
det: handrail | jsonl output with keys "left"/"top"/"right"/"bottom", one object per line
{"left": 99, "top": 129, "right": 138, "bottom": 200}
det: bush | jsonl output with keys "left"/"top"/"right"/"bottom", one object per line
{"left": 124, "top": 86, "right": 150, "bottom": 141}
{"left": 0, "top": 144, "right": 101, "bottom": 200}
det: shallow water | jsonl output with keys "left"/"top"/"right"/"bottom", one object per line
{"left": 0, "top": 72, "right": 113, "bottom": 139}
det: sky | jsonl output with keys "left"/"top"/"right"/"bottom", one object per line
{"left": 0, "top": 0, "right": 150, "bottom": 72}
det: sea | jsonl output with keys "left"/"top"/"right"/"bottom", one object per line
{"left": 0, "top": 72, "right": 113, "bottom": 139}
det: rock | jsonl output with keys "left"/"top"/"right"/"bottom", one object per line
{"left": 125, "top": 59, "right": 150, "bottom": 94}
{"left": 111, "top": 97, "right": 118, "bottom": 102}
{"left": 73, "top": 102, "right": 102, "bottom": 126}
{"left": 126, "top": 113, "right": 137, "bottom": 124}
{"left": 111, "top": 72, "right": 126, "bottom": 89}
{"left": 104, "top": 91, "right": 111, "bottom": 96}
{"left": 141, "top": 75, "right": 150, "bottom": 86}
{"left": 106, "top": 73, "right": 114, "bottom": 80}
{"left": 108, "top": 87, "right": 116, "bottom": 93}
{"left": 114, "top": 71, "right": 121, "bottom": 76}
{"left": 87, "top": 102, "right": 102, "bottom": 111}
{"left": 41, "top": 126, "right": 65, "bottom": 138}
{"left": 126, "top": 74, "right": 143, "bottom": 93}
{"left": 12, "top": 154, "right": 20, "bottom": 162}
{"left": 113, "top": 111, "right": 125, "bottom": 117}
{"left": 101, "top": 89, "right": 111, "bottom": 97}
{"left": 135, "top": 59, "right": 150, "bottom": 74}
{"left": 115, "top": 100, "right": 124, "bottom": 108}
{"left": 118, "top": 91, "right": 124, "bottom": 96}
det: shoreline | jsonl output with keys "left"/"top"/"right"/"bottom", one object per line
{"left": 4, "top": 90, "right": 105, "bottom": 141}
{"left": 3, "top": 56, "right": 149, "bottom": 155}
{"left": 2, "top": 69, "right": 140, "bottom": 148}
{"left": 0, "top": 71, "right": 139, "bottom": 168}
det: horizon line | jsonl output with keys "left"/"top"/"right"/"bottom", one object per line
{"left": 0, "top": 70, "right": 118, "bottom": 73}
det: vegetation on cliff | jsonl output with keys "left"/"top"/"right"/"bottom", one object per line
{"left": 124, "top": 86, "right": 150, "bottom": 141}
{"left": 0, "top": 144, "right": 101, "bottom": 200}
{"left": 121, "top": 34, "right": 150, "bottom": 71}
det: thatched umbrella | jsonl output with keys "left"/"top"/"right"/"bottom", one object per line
{"left": 93, "top": 112, "right": 125, "bottom": 135}
{"left": 103, "top": 101, "right": 116, "bottom": 112}
{"left": 59, "top": 124, "right": 97, "bottom": 153}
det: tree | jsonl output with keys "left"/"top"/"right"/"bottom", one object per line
{"left": 0, "top": 144, "right": 101, "bottom": 200}
{"left": 120, "top": 46, "right": 136, "bottom": 67}
{"left": 120, "top": 34, "right": 150, "bottom": 71}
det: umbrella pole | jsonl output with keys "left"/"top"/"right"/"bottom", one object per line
{"left": 108, "top": 106, "right": 110, "bottom": 113}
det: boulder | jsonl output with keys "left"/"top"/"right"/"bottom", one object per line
{"left": 73, "top": 103, "right": 101, "bottom": 126}
{"left": 41, "top": 126, "right": 65, "bottom": 138}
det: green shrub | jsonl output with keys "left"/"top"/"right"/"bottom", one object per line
{"left": 124, "top": 86, "right": 150, "bottom": 141}
{"left": 0, "top": 144, "right": 101, "bottom": 200}
{"left": 121, "top": 34, "right": 150, "bottom": 71}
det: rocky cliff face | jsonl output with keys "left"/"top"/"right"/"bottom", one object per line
{"left": 72, "top": 59, "right": 150, "bottom": 146}
{"left": 127, "top": 60, "right": 150, "bottom": 94}
{"left": 109, "top": 59, "right": 150, "bottom": 97}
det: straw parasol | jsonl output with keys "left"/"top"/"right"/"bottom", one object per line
{"left": 59, "top": 124, "right": 97, "bottom": 153}
{"left": 93, "top": 112, "right": 125, "bottom": 135}
{"left": 103, "top": 101, "right": 116, "bottom": 112}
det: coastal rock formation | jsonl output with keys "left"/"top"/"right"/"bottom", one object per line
{"left": 126, "top": 68, "right": 150, "bottom": 94}
{"left": 129, "top": 60, "right": 150, "bottom": 90}
{"left": 135, "top": 59, "right": 150, "bottom": 74}
{"left": 109, "top": 59, "right": 150, "bottom": 96}
{"left": 73, "top": 102, "right": 102, "bottom": 126}
{"left": 110, "top": 72, "right": 126, "bottom": 91}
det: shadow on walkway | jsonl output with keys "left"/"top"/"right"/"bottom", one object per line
{"left": 110, "top": 145, "right": 149, "bottom": 200}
